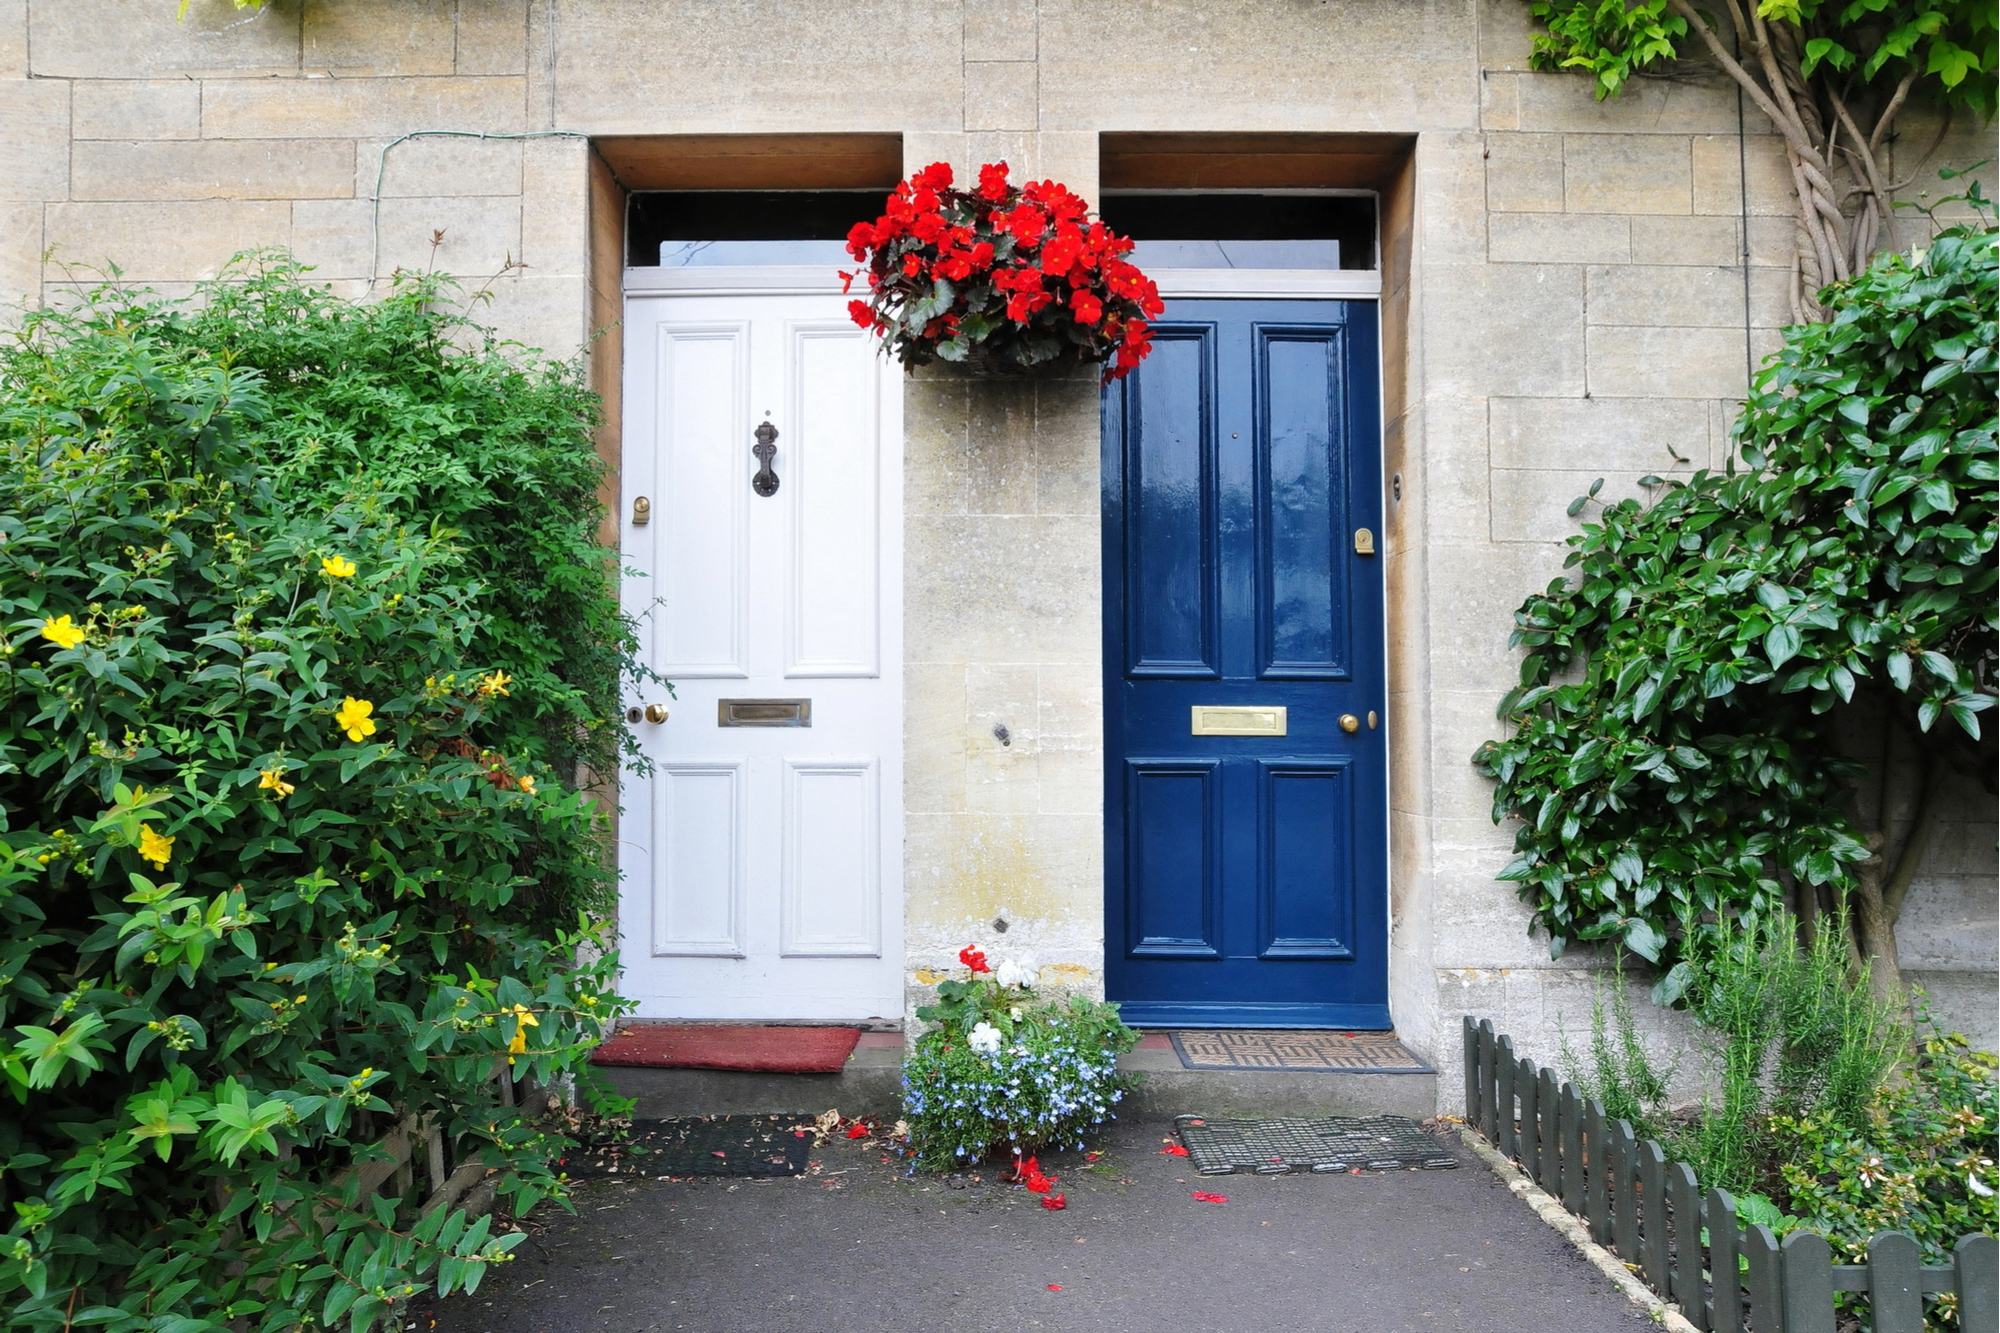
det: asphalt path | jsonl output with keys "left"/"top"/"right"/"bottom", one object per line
{"left": 421, "top": 1115, "right": 1654, "bottom": 1333}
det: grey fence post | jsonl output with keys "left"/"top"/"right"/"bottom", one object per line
{"left": 1559, "top": 1084, "right": 1584, "bottom": 1215}
{"left": 1612, "top": 1120, "right": 1638, "bottom": 1263}
{"left": 1480, "top": 1020, "right": 1499, "bottom": 1141}
{"left": 1743, "top": 1223, "right": 1781, "bottom": 1332}
{"left": 1639, "top": 1139, "right": 1668, "bottom": 1295}
{"left": 1957, "top": 1233, "right": 1998, "bottom": 1333}
{"left": 1868, "top": 1231, "right": 1924, "bottom": 1333}
{"left": 1537, "top": 1067, "right": 1560, "bottom": 1194}
{"left": 1517, "top": 1056, "right": 1539, "bottom": 1177}
{"left": 1708, "top": 1188, "right": 1742, "bottom": 1333}
{"left": 1496, "top": 1035, "right": 1516, "bottom": 1157}
{"left": 1781, "top": 1230, "right": 1834, "bottom": 1331}
{"left": 1464, "top": 1016, "right": 1479, "bottom": 1124}
{"left": 1671, "top": 1161, "right": 1709, "bottom": 1331}
{"left": 1584, "top": 1099, "right": 1610, "bottom": 1245}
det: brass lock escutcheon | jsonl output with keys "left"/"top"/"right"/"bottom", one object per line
{"left": 630, "top": 495, "right": 651, "bottom": 526}
{"left": 1353, "top": 527, "right": 1376, "bottom": 556}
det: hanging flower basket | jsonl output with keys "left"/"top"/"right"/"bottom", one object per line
{"left": 842, "top": 161, "right": 1164, "bottom": 384}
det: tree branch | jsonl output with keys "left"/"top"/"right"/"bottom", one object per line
{"left": 1869, "top": 70, "right": 1919, "bottom": 157}
{"left": 1665, "top": 0, "right": 1806, "bottom": 157}
{"left": 1882, "top": 761, "right": 1939, "bottom": 922}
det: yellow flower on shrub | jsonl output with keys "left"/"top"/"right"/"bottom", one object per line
{"left": 258, "top": 767, "right": 296, "bottom": 798}
{"left": 504, "top": 1004, "right": 538, "bottom": 1065}
{"left": 38, "top": 616, "right": 85, "bottom": 650}
{"left": 334, "top": 697, "right": 376, "bottom": 743}
{"left": 137, "top": 825, "right": 174, "bottom": 869}
{"left": 320, "top": 556, "right": 357, "bottom": 579}
{"left": 517, "top": 775, "right": 536, "bottom": 795}
{"left": 477, "top": 670, "right": 512, "bottom": 698}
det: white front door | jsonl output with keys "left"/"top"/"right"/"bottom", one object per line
{"left": 619, "top": 286, "right": 903, "bottom": 1023}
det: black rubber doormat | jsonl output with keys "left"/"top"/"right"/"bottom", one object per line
{"left": 558, "top": 1114, "right": 816, "bottom": 1179}
{"left": 1174, "top": 1114, "right": 1459, "bottom": 1175}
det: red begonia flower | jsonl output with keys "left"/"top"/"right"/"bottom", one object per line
{"left": 847, "top": 300, "right": 874, "bottom": 329}
{"left": 958, "top": 945, "right": 990, "bottom": 973}
{"left": 979, "top": 161, "right": 1012, "bottom": 201}
{"left": 1040, "top": 1192, "right": 1067, "bottom": 1210}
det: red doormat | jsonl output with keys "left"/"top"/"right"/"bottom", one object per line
{"left": 591, "top": 1024, "right": 862, "bottom": 1074}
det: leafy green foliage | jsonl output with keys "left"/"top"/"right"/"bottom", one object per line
{"left": 1523, "top": 0, "right": 1997, "bottom": 113}
{"left": 1473, "top": 211, "right": 1997, "bottom": 971}
{"left": 1773, "top": 1027, "right": 1997, "bottom": 1326}
{"left": 903, "top": 957, "right": 1138, "bottom": 1172}
{"left": 152, "top": 254, "right": 638, "bottom": 926}
{"left": 1556, "top": 957, "right": 1677, "bottom": 1137}
{"left": 0, "top": 273, "right": 635, "bottom": 1329}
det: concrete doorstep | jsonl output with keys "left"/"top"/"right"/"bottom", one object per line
{"left": 594, "top": 1034, "right": 1437, "bottom": 1122}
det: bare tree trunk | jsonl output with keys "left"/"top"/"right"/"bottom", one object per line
{"left": 1664, "top": 0, "right": 1922, "bottom": 322}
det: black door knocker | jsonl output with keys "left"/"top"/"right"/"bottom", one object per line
{"left": 752, "top": 421, "right": 779, "bottom": 497}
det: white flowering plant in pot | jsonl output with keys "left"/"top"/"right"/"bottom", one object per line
{"left": 901, "top": 945, "right": 1140, "bottom": 1175}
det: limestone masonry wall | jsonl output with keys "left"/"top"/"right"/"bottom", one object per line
{"left": 2, "top": 0, "right": 1991, "bottom": 1111}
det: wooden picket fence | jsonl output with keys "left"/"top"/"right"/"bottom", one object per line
{"left": 1462, "top": 1018, "right": 1997, "bottom": 1332}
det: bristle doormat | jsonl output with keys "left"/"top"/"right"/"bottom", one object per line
{"left": 559, "top": 1115, "right": 817, "bottom": 1179}
{"left": 1167, "top": 1029, "right": 1432, "bottom": 1073}
{"left": 591, "top": 1023, "right": 861, "bottom": 1074}
{"left": 1174, "top": 1114, "right": 1459, "bottom": 1175}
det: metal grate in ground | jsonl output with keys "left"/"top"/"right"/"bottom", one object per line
{"left": 1174, "top": 1113, "right": 1459, "bottom": 1175}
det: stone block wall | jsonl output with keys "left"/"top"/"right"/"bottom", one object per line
{"left": 1, "top": 0, "right": 1992, "bottom": 1108}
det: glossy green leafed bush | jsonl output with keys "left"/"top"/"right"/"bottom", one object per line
{"left": 0, "top": 275, "right": 633, "bottom": 1330}
{"left": 1474, "top": 208, "right": 1997, "bottom": 976}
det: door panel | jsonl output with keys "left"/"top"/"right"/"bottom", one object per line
{"left": 621, "top": 291, "right": 903, "bottom": 1023}
{"left": 1104, "top": 299, "right": 1387, "bottom": 1029}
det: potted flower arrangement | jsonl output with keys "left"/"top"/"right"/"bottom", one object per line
{"left": 843, "top": 161, "right": 1164, "bottom": 382}
{"left": 900, "top": 944, "right": 1140, "bottom": 1178}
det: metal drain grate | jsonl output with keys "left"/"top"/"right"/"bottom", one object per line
{"left": 1174, "top": 1114, "right": 1459, "bottom": 1175}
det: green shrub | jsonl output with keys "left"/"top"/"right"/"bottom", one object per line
{"left": 1773, "top": 1028, "right": 1998, "bottom": 1330}
{"left": 901, "top": 949, "right": 1138, "bottom": 1172}
{"left": 1556, "top": 956, "right": 1675, "bottom": 1140}
{"left": 0, "top": 273, "right": 633, "bottom": 1329}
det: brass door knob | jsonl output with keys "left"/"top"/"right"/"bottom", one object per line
{"left": 1339, "top": 714, "right": 1360, "bottom": 733}
{"left": 644, "top": 703, "right": 670, "bottom": 724}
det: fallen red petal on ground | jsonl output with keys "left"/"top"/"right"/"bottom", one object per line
{"left": 1191, "top": 1191, "right": 1228, "bottom": 1204}
{"left": 1047, "top": 1284, "right": 1063, "bottom": 1291}
{"left": 1161, "top": 1144, "right": 1189, "bottom": 1156}
{"left": 1041, "top": 1193, "right": 1067, "bottom": 1210}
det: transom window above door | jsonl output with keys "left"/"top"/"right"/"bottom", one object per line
{"left": 1099, "top": 192, "right": 1378, "bottom": 271}
{"left": 626, "top": 190, "right": 883, "bottom": 268}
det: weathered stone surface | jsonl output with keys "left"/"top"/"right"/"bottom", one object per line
{"left": 0, "top": 79, "right": 69, "bottom": 202}
{"left": 964, "top": 60, "right": 1037, "bottom": 132}
{"left": 0, "top": 0, "right": 24, "bottom": 77}
{"left": 71, "top": 79, "right": 202, "bottom": 141}
{"left": 1488, "top": 212, "right": 1629, "bottom": 264}
{"left": 1691, "top": 133, "right": 1795, "bottom": 216}
{"left": 1421, "top": 132, "right": 1489, "bottom": 264}
{"left": 520, "top": 138, "right": 589, "bottom": 276}
{"left": 370, "top": 133, "right": 523, "bottom": 198}
{"left": 29, "top": 0, "right": 300, "bottom": 78}
{"left": 201, "top": 75, "right": 529, "bottom": 139}
{"left": 304, "top": 0, "right": 455, "bottom": 76}
{"left": 1585, "top": 262, "right": 1791, "bottom": 329}
{"left": 963, "top": 0, "right": 1038, "bottom": 62}
{"left": 476, "top": 270, "right": 589, "bottom": 357}
{"left": 1488, "top": 466, "right": 1666, "bottom": 544}
{"left": 1512, "top": 67, "right": 1739, "bottom": 135}
{"left": 1484, "top": 133, "right": 1562, "bottom": 212}
{"left": 72, "top": 138, "right": 357, "bottom": 202}
{"left": 550, "top": 0, "right": 962, "bottom": 133}
{"left": 1586, "top": 323, "right": 1748, "bottom": 399}
{"left": 1422, "top": 262, "right": 1584, "bottom": 398}
{"left": 0, "top": 203, "right": 40, "bottom": 314}
{"left": 44, "top": 200, "right": 292, "bottom": 279}
{"left": 1490, "top": 395, "right": 1709, "bottom": 473}
{"left": 289, "top": 198, "right": 373, "bottom": 279}
{"left": 1563, "top": 133, "right": 1690, "bottom": 214}
{"left": 454, "top": 0, "right": 528, "bottom": 75}
{"left": 374, "top": 193, "right": 522, "bottom": 276}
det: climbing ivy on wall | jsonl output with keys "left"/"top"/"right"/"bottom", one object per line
{"left": 1474, "top": 195, "right": 1997, "bottom": 1003}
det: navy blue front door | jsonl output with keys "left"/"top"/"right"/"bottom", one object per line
{"left": 1102, "top": 299, "right": 1388, "bottom": 1029}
